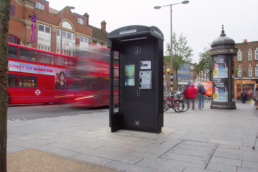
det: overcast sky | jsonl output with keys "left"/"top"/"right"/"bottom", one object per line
{"left": 48, "top": 0, "right": 258, "bottom": 63}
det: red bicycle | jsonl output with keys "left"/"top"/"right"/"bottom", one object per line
{"left": 163, "top": 93, "right": 184, "bottom": 112}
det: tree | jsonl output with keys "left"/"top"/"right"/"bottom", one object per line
{"left": 0, "top": 0, "right": 11, "bottom": 171}
{"left": 195, "top": 47, "right": 212, "bottom": 81}
{"left": 165, "top": 32, "right": 193, "bottom": 90}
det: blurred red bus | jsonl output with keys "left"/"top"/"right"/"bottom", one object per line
{"left": 62, "top": 45, "right": 119, "bottom": 107}
{"left": 7, "top": 43, "right": 76, "bottom": 105}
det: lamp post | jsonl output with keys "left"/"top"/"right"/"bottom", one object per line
{"left": 60, "top": 6, "right": 75, "bottom": 54}
{"left": 154, "top": 0, "right": 189, "bottom": 93}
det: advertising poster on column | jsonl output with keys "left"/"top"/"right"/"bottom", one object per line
{"left": 213, "top": 55, "right": 228, "bottom": 79}
{"left": 213, "top": 78, "right": 228, "bottom": 102}
{"left": 213, "top": 55, "right": 228, "bottom": 102}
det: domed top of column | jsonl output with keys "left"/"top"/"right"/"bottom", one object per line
{"left": 211, "top": 25, "right": 235, "bottom": 47}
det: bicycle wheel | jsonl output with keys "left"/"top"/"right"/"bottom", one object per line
{"left": 163, "top": 100, "right": 169, "bottom": 112}
{"left": 173, "top": 101, "right": 182, "bottom": 113}
{"left": 182, "top": 101, "right": 189, "bottom": 112}
{"left": 177, "top": 101, "right": 184, "bottom": 112}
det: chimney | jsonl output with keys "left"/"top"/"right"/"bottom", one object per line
{"left": 83, "top": 13, "right": 89, "bottom": 25}
{"left": 101, "top": 20, "right": 106, "bottom": 31}
{"left": 243, "top": 39, "right": 247, "bottom": 43}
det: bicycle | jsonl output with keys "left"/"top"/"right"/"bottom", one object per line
{"left": 163, "top": 93, "right": 184, "bottom": 113}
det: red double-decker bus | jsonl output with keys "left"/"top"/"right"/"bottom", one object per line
{"left": 7, "top": 43, "right": 76, "bottom": 105}
{"left": 62, "top": 45, "right": 119, "bottom": 107}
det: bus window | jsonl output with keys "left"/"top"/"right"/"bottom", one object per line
{"left": 69, "top": 59, "right": 76, "bottom": 66}
{"left": 8, "top": 74, "right": 17, "bottom": 87}
{"left": 19, "top": 75, "right": 38, "bottom": 88}
{"left": 39, "top": 52, "right": 54, "bottom": 65}
{"left": 8, "top": 46, "right": 18, "bottom": 59}
{"left": 55, "top": 56, "right": 65, "bottom": 66}
{"left": 64, "top": 57, "right": 68, "bottom": 66}
{"left": 20, "top": 48, "right": 38, "bottom": 62}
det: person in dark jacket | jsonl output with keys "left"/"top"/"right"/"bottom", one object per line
{"left": 241, "top": 90, "right": 247, "bottom": 104}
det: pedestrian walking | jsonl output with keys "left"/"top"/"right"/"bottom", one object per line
{"left": 197, "top": 84, "right": 206, "bottom": 109}
{"left": 241, "top": 90, "right": 247, "bottom": 104}
{"left": 183, "top": 85, "right": 189, "bottom": 103}
{"left": 187, "top": 84, "right": 198, "bottom": 110}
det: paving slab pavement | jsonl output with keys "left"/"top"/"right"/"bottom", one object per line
{"left": 7, "top": 103, "right": 258, "bottom": 172}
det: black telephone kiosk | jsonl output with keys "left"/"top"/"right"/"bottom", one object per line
{"left": 109, "top": 25, "right": 164, "bottom": 133}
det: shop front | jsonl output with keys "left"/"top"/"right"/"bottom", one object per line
{"left": 234, "top": 79, "right": 256, "bottom": 100}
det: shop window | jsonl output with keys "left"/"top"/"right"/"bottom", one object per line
{"left": 8, "top": 45, "right": 18, "bottom": 59}
{"left": 249, "top": 67, "right": 252, "bottom": 77}
{"left": 10, "top": 5, "right": 15, "bottom": 16}
{"left": 8, "top": 74, "right": 17, "bottom": 87}
{"left": 19, "top": 75, "right": 38, "bottom": 88}
{"left": 248, "top": 50, "right": 252, "bottom": 61}
{"left": 45, "top": 26, "right": 50, "bottom": 33}
{"left": 67, "top": 32, "right": 72, "bottom": 39}
{"left": 55, "top": 56, "right": 65, "bottom": 66}
{"left": 39, "top": 52, "right": 54, "bottom": 64}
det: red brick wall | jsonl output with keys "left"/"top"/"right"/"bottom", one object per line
{"left": 234, "top": 41, "right": 258, "bottom": 78}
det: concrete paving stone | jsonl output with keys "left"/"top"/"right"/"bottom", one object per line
{"left": 7, "top": 145, "right": 29, "bottom": 154}
{"left": 239, "top": 151, "right": 258, "bottom": 162}
{"left": 43, "top": 147, "right": 81, "bottom": 157}
{"left": 218, "top": 144, "right": 240, "bottom": 150}
{"left": 237, "top": 167, "right": 258, "bottom": 172}
{"left": 47, "top": 142, "right": 80, "bottom": 150}
{"left": 14, "top": 134, "right": 38, "bottom": 141}
{"left": 28, "top": 138, "right": 58, "bottom": 145}
{"left": 160, "top": 152, "right": 208, "bottom": 165}
{"left": 210, "top": 157, "right": 241, "bottom": 166}
{"left": 209, "top": 140, "right": 243, "bottom": 146}
{"left": 242, "top": 161, "right": 258, "bottom": 169}
{"left": 72, "top": 153, "right": 114, "bottom": 166}
{"left": 128, "top": 151, "right": 160, "bottom": 159}
{"left": 175, "top": 144, "right": 216, "bottom": 152}
{"left": 139, "top": 138, "right": 166, "bottom": 144}
{"left": 105, "top": 160, "right": 154, "bottom": 172}
{"left": 145, "top": 148, "right": 168, "bottom": 155}
{"left": 239, "top": 146, "right": 255, "bottom": 151}
{"left": 101, "top": 153, "right": 143, "bottom": 164}
{"left": 216, "top": 148, "right": 243, "bottom": 155}
{"left": 243, "top": 142, "right": 255, "bottom": 147}
{"left": 183, "top": 167, "right": 218, "bottom": 172}
{"left": 169, "top": 148, "right": 212, "bottom": 158}
{"left": 212, "top": 151, "right": 239, "bottom": 160}
{"left": 182, "top": 140, "right": 218, "bottom": 148}
{"left": 206, "top": 162, "right": 237, "bottom": 172}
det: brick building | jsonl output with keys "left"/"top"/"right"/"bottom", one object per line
{"left": 9, "top": 0, "right": 108, "bottom": 55}
{"left": 233, "top": 40, "right": 258, "bottom": 99}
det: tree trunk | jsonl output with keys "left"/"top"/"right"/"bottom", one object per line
{"left": 0, "top": 0, "right": 11, "bottom": 171}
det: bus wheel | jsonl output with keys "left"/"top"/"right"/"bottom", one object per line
{"left": 8, "top": 94, "right": 11, "bottom": 104}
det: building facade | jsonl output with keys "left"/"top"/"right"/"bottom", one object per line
{"left": 233, "top": 40, "right": 258, "bottom": 99}
{"left": 9, "top": 0, "right": 108, "bottom": 55}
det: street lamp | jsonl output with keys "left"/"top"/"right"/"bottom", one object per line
{"left": 154, "top": 0, "right": 189, "bottom": 92}
{"left": 60, "top": 6, "right": 75, "bottom": 54}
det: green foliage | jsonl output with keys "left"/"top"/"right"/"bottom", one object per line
{"left": 165, "top": 32, "right": 193, "bottom": 71}
{"left": 234, "top": 69, "right": 238, "bottom": 76}
{"left": 195, "top": 47, "right": 212, "bottom": 80}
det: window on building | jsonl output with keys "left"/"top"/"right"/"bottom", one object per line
{"left": 190, "top": 65, "right": 194, "bottom": 70}
{"left": 238, "top": 68, "right": 242, "bottom": 77}
{"left": 67, "top": 32, "right": 72, "bottom": 39}
{"left": 249, "top": 67, "right": 252, "bottom": 77}
{"left": 39, "top": 24, "right": 44, "bottom": 32}
{"left": 248, "top": 50, "right": 252, "bottom": 61}
{"left": 80, "top": 36, "right": 89, "bottom": 44}
{"left": 9, "top": 74, "right": 17, "bottom": 87}
{"left": 19, "top": 75, "right": 38, "bottom": 88}
{"left": 78, "top": 18, "right": 84, "bottom": 25}
{"left": 36, "top": 3, "right": 44, "bottom": 10}
{"left": 238, "top": 50, "right": 242, "bottom": 61}
{"left": 8, "top": 45, "right": 18, "bottom": 59}
{"left": 96, "top": 42, "right": 101, "bottom": 46}
{"left": 10, "top": 5, "right": 15, "bottom": 16}
{"left": 255, "top": 49, "right": 258, "bottom": 60}
{"left": 45, "top": 26, "right": 51, "bottom": 33}
{"left": 255, "top": 67, "right": 258, "bottom": 77}
{"left": 39, "top": 52, "right": 54, "bottom": 65}
{"left": 8, "top": 35, "right": 20, "bottom": 45}
{"left": 20, "top": 48, "right": 38, "bottom": 62}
